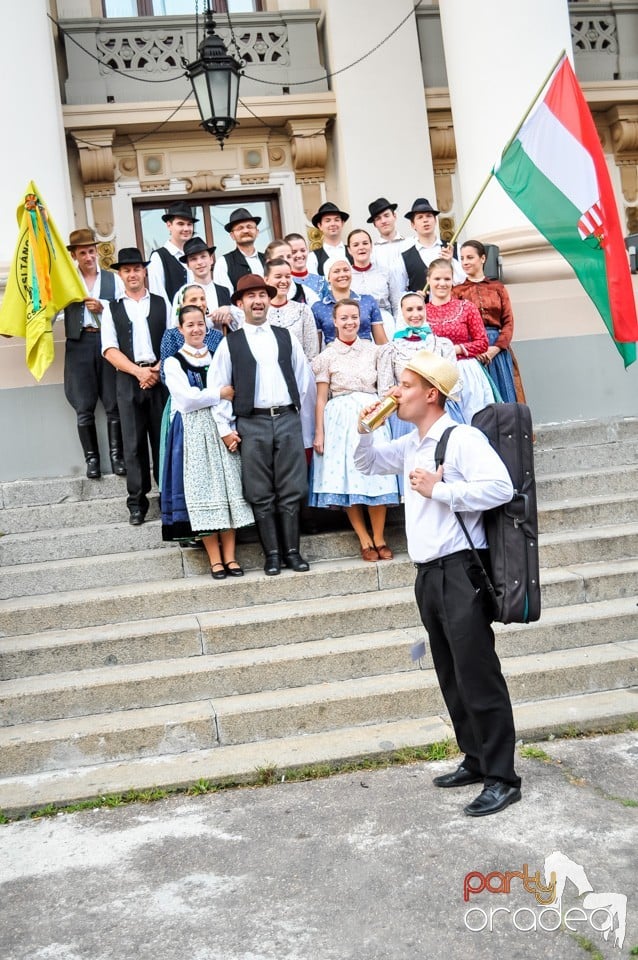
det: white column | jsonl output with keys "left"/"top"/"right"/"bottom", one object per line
{"left": 316, "top": 0, "right": 436, "bottom": 228}
{"left": 438, "top": 0, "right": 573, "bottom": 240}
{"left": 0, "top": 1, "right": 74, "bottom": 263}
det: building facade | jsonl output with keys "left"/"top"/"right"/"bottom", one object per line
{"left": 1, "top": 0, "right": 638, "bottom": 480}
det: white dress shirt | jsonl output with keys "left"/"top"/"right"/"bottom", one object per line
{"left": 213, "top": 250, "right": 265, "bottom": 296}
{"left": 147, "top": 241, "right": 192, "bottom": 300}
{"left": 354, "top": 413, "right": 513, "bottom": 563}
{"left": 372, "top": 234, "right": 412, "bottom": 273}
{"left": 208, "top": 320, "right": 314, "bottom": 444}
{"left": 100, "top": 291, "right": 170, "bottom": 363}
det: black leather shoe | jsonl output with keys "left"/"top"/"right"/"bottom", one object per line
{"left": 283, "top": 550, "right": 309, "bottom": 573}
{"left": 110, "top": 457, "right": 127, "bottom": 477}
{"left": 128, "top": 509, "right": 145, "bottom": 526}
{"left": 464, "top": 782, "right": 522, "bottom": 817}
{"left": 210, "top": 563, "right": 227, "bottom": 580}
{"left": 433, "top": 764, "right": 483, "bottom": 788}
{"left": 264, "top": 552, "right": 281, "bottom": 576}
{"left": 224, "top": 561, "right": 244, "bottom": 577}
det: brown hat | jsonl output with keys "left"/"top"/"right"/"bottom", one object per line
{"left": 403, "top": 350, "right": 460, "bottom": 399}
{"left": 67, "top": 228, "right": 97, "bottom": 251}
{"left": 231, "top": 273, "right": 277, "bottom": 305}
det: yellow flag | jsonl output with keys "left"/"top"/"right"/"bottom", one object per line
{"left": 0, "top": 181, "right": 87, "bottom": 381}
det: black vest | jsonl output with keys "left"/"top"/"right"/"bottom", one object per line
{"left": 315, "top": 246, "right": 353, "bottom": 277}
{"left": 64, "top": 270, "right": 116, "bottom": 341}
{"left": 227, "top": 325, "right": 300, "bottom": 417}
{"left": 401, "top": 246, "right": 428, "bottom": 293}
{"left": 110, "top": 294, "right": 167, "bottom": 364}
{"left": 224, "top": 249, "right": 267, "bottom": 292}
{"left": 213, "top": 283, "right": 232, "bottom": 307}
{"left": 153, "top": 247, "right": 187, "bottom": 301}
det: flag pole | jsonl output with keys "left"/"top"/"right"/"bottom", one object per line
{"left": 447, "top": 48, "right": 567, "bottom": 250}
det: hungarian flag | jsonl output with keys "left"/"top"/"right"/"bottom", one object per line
{"left": 0, "top": 181, "right": 86, "bottom": 380}
{"left": 494, "top": 55, "right": 638, "bottom": 367}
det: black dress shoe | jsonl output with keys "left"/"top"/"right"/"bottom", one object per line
{"left": 433, "top": 764, "right": 483, "bottom": 788}
{"left": 464, "top": 782, "right": 522, "bottom": 817}
{"left": 128, "top": 509, "right": 145, "bottom": 526}
{"left": 210, "top": 563, "right": 227, "bottom": 580}
{"left": 224, "top": 561, "right": 244, "bottom": 577}
{"left": 110, "top": 458, "right": 127, "bottom": 477}
{"left": 264, "top": 552, "right": 281, "bottom": 576}
{"left": 283, "top": 551, "right": 310, "bottom": 573}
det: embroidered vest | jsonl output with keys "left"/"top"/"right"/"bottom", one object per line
{"left": 64, "top": 270, "right": 116, "bottom": 341}
{"left": 227, "top": 326, "right": 300, "bottom": 417}
{"left": 110, "top": 294, "right": 167, "bottom": 364}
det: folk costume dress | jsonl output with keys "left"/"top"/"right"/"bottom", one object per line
{"left": 349, "top": 262, "right": 403, "bottom": 339}
{"left": 425, "top": 298, "right": 496, "bottom": 423}
{"left": 312, "top": 289, "right": 385, "bottom": 347}
{"left": 161, "top": 348, "right": 253, "bottom": 540}
{"left": 452, "top": 277, "right": 526, "bottom": 403}
{"left": 267, "top": 299, "right": 319, "bottom": 361}
{"left": 310, "top": 338, "right": 399, "bottom": 508}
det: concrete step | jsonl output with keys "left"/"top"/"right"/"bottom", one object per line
{"left": 536, "top": 463, "right": 638, "bottom": 502}
{"left": 533, "top": 416, "right": 638, "bottom": 450}
{"left": 538, "top": 491, "right": 638, "bottom": 533}
{"left": 539, "top": 522, "right": 638, "bottom": 568}
{"left": 0, "top": 686, "right": 635, "bottom": 817}
{"left": 1, "top": 551, "right": 637, "bottom": 639}
{"left": 0, "top": 473, "right": 126, "bottom": 510}
{"left": 2, "top": 637, "right": 636, "bottom": 777}
{"left": 2, "top": 577, "right": 637, "bottom": 683}
{"left": 534, "top": 437, "right": 638, "bottom": 475}
{"left": 0, "top": 495, "right": 161, "bottom": 536}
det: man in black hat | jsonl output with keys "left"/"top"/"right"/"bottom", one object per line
{"left": 101, "top": 248, "right": 170, "bottom": 525}
{"left": 213, "top": 207, "right": 266, "bottom": 296}
{"left": 178, "top": 237, "right": 236, "bottom": 332}
{"left": 366, "top": 197, "right": 410, "bottom": 273}
{"left": 147, "top": 201, "right": 198, "bottom": 302}
{"left": 63, "top": 227, "right": 126, "bottom": 479}
{"left": 307, "top": 201, "right": 352, "bottom": 277}
{"left": 399, "top": 198, "right": 465, "bottom": 293}
{"left": 208, "top": 273, "right": 312, "bottom": 576}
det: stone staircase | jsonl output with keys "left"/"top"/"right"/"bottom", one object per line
{"left": 1, "top": 417, "right": 637, "bottom": 816}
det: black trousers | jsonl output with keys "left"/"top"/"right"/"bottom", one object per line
{"left": 116, "top": 371, "right": 167, "bottom": 513}
{"left": 414, "top": 549, "right": 520, "bottom": 787}
{"left": 236, "top": 409, "right": 307, "bottom": 518}
{"left": 64, "top": 331, "right": 119, "bottom": 427}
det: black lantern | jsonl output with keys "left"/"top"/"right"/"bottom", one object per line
{"left": 186, "top": 1, "right": 241, "bottom": 149}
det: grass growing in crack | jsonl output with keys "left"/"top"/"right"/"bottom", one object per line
{"left": 572, "top": 934, "right": 604, "bottom": 959}
{"left": 519, "top": 745, "right": 554, "bottom": 762}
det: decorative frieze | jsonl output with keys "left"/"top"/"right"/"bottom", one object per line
{"left": 286, "top": 118, "right": 329, "bottom": 185}
{"left": 428, "top": 112, "right": 456, "bottom": 215}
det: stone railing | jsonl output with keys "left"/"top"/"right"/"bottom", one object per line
{"left": 416, "top": 1, "right": 638, "bottom": 87}
{"left": 59, "top": 10, "right": 328, "bottom": 104}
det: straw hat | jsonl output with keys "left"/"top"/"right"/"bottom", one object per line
{"left": 403, "top": 350, "right": 460, "bottom": 399}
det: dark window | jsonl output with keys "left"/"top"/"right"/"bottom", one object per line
{"left": 133, "top": 194, "right": 281, "bottom": 260}
{"left": 103, "top": 1, "right": 262, "bottom": 15}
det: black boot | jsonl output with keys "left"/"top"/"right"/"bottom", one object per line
{"left": 107, "top": 420, "right": 127, "bottom": 476}
{"left": 279, "top": 508, "right": 310, "bottom": 572}
{"left": 77, "top": 424, "right": 101, "bottom": 479}
{"left": 255, "top": 513, "right": 281, "bottom": 576}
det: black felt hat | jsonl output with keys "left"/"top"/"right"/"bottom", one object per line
{"left": 161, "top": 201, "right": 199, "bottom": 223}
{"left": 179, "top": 236, "right": 216, "bottom": 263}
{"left": 110, "top": 247, "right": 150, "bottom": 270}
{"left": 224, "top": 207, "right": 262, "bottom": 233}
{"left": 311, "top": 201, "right": 350, "bottom": 229}
{"left": 404, "top": 198, "right": 440, "bottom": 220}
{"left": 366, "top": 197, "right": 398, "bottom": 223}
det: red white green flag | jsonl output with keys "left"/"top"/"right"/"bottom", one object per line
{"left": 493, "top": 55, "right": 638, "bottom": 367}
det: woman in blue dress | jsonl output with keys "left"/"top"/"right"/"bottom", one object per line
{"left": 312, "top": 259, "right": 388, "bottom": 349}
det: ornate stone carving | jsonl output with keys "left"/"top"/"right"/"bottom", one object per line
{"left": 286, "top": 119, "right": 329, "bottom": 185}
{"left": 71, "top": 129, "right": 116, "bottom": 198}
{"left": 571, "top": 16, "right": 618, "bottom": 53}
{"left": 119, "top": 155, "right": 138, "bottom": 177}
{"left": 269, "top": 146, "right": 286, "bottom": 166}
{"left": 429, "top": 112, "right": 457, "bottom": 214}
{"left": 97, "top": 30, "right": 187, "bottom": 75}
{"left": 97, "top": 241, "right": 116, "bottom": 271}
{"left": 184, "top": 173, "right": 229, "bottom": 192}
{"left": 139, "top": 179, "right": 170, "bottom": 192}
{"left": 92, "top": 199, "right": 115, "bottom": 239}
{"left": 607, "top": 105, "right": 638, "bottom": 209}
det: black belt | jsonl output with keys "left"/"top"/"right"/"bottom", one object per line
{"left": 414, "top": 549, "right": 477, "bottom": 571}
{"left": 250, "top": 404, "right": 296, "bottom": 417}
{"left": 136, "top": 361, "right": 155, "bottom": 368}
{"left": 82, "top": 327, "right": 100, "bottom": 333}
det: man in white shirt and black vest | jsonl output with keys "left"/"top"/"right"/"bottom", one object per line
{"left": 209, "top": 274, "right": 312, "bottom": 576}
{"left": 177, "top": 236, "right": 236, "bottom": 332}
{"left": 213, "top": 207, "right": 266, "bottom": 297}
{"left": 399, "top": 198, "right": 465, "bottom": 293}
{"left": 355, "top": 350, "right": 521, "bottom": 817}
{"left": 367, "top": 196, "right": 411, "bottom": 273}
{"left": 101, "top": 248, "right": 170, "bottom": 525}
{"left": 63, "top": 228, "right": 126, "bottom": 479}
{"left": 306, "top": 201, "right": 352, "bottom": 277}
{"left": 147, "top": 201, "right": 197, "bottom": 302}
